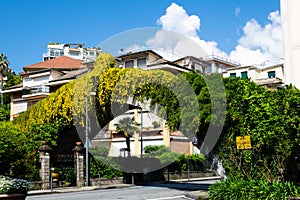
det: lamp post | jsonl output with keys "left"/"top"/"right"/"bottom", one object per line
{"left": 85, "top": 76, "right": 99, "bottom": 187}
{"left": 140, "top": 106, "right": 143, "bottom": 157}
{"left": 85, "top": 94, "right": 89, "bottom": 186}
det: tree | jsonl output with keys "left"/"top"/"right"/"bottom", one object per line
{"left": 114, "top": 117, "right": 138, "bottom": 153}
{"left": 0, "top": 53, "right": 9, "bottom": 105}
{"left": 0, "top": 121, "right": 26, "bottom": 177}
{"left": 3, "top": 70, "right": 22, "bottom": 89}
{"left": 0, "top": 70, "right": 22, "bottom": 122}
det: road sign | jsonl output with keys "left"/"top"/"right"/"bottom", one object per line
{"left": 236, "top": 135, "right": 252, "bottom": 150}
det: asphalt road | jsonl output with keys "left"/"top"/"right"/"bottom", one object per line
{"left": 27, "top": 186, "right": 187, "bottom": 200}
{"left": 26, "top": 180, "right": 218, "bottom": 200}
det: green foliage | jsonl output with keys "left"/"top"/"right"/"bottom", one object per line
{"left": 114, "top": 117, "right": 138, "bottom": 137}
{"left": 144, "top": 145, "right": 170, "bottom": 158}
{"left": 89, "top": 147, "right": 122, "bottom": 179}
{"left": 0, "top": 105, "right": 9, "bottom": 121}
{"left": 144, "top": 145, "right": 166, "bottom": 154}
{"left": 0, "top": 122, "right": 25, "bottom": 176}
{"left": 3, "top": 71, "right": 22, "bottom": 89}
{"left": 218, "top": 79, "right": 300, "bottom": 181}
{"left": 9, "top": 53, "right": 299, "bottom": 184}
{"left": 158, "top": 151, "right": 181, "bottom": 165}
{"left": 144, "top": 146, "right": 206, "bottom": 173}
{"left": 167, "top": 154, "right": 206, "bottom": 173}
{"left": 152, "top": 121, "right": 160, "bottom": 128}
{"left": 22, "top": 123, "right": 62, "bottom": 180}
{"left": 208, "top": 178, "right": 300, "bottom": 200}
{"left": 24, "top": 123, "right": 61, "bottom": 152}
{"left": 184, "top": 71, "right": 300, "bottom": 182}
{"left": 13, "top": 82, "right": 74, "bottom": 131}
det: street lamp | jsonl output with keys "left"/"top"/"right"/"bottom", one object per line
{"left": 85, "top": 76, "right": 99, "bottom": 186}
{"left": 140, "top": 105, "right": 143, "bottom": 157}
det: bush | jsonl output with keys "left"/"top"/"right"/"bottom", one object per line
{"left": 0, "top": 175, "right": 31, "bottom": 194}
{"left": 89, "top": 147, "right": 122, "bottom": 179}
{"left": 0, "top": 121, "right": 26, "bottom": 176}
{"left": 208, "top": 178, "right": 300, "bottom": 200}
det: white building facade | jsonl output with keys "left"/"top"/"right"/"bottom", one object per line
{"left": 280, "top": 0, "right": 300, "bottom": 89}
{"left": 43, "top": 43, "right": 101, "bottom": 62}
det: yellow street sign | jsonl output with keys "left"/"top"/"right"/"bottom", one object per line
{"left": 236, "top": 135, "right": 252, "bottom": 150}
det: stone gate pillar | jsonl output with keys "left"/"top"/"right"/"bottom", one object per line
{"left": 38, "top": 141, "right": 52, "bottom": 190}
{"left": 73, "top": 142, "right": 84, "bottom": 187}
{"left": 163, "top": 123, "right": 170, "bottom": 147}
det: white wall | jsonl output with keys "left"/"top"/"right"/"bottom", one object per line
{"left": 13, "top": 100, "right": 27, "bottom": 115}
{"left": 281, "top": 0, "right": 300, "bottom": 88}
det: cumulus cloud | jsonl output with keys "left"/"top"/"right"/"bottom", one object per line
{"left": 157, "top": 3, "right": 200, "bottom": 38}
{"left": 230, "top": 10, "right": 283, "bottom": 65}
{"left": 122, "top": 3, "right": 283, "bottom": 66}
{"left": 152, "top": 3, "right": 283, "bottom": 66}
{"left": 147, "top": 3, "right": 225, "bottom": 59}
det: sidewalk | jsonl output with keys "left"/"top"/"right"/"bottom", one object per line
{"left": 185, "top": 190, "right": 209, "bottom": 200}
{"left": 28, "top": 183, "right": 132, "bottom": 196}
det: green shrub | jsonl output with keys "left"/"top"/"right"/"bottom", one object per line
{"left": 0, "top": 175, "right": 31, "bottom": 194}
{"left": 208, "top": 178, "right": 300, "bottom": 200}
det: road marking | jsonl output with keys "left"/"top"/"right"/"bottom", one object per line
{"left": 146, "top": 195, "right": 194, "bottom": 200}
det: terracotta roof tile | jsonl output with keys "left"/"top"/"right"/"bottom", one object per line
{"left": 23, "top": 56, "right": 86, "bottom": 71}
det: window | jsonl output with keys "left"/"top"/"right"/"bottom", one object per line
{"left": 241, "top": 71, "right": 248, "bottom": 78}
{"left": 89, "top": 51, "right": 95, "bottom": 56}
{"left": 208, "top": 64, "right": 212, "bottom": 73}
{"left": 230, "top": 73, "right": 236, "bottom": 78}
{"left": 137, "top": 58, "right": 146, "bottom": 67}
{"left": 268, "top": 71, "right": 276, "bottom": 78}
{"left": 69, "top": 51, "right": 79, "bottom": 56}
{"left": 50, "top": 49, "right": 55, "bottom": 56}
{"left": 125, "top": 60, "right": 134, "bottom": 68}
{"left": 191, "top": 64, "right": 195, "bottom": 70}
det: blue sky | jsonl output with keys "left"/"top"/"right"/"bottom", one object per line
{"left": 0, "top": 0, "right": 281, "bottom": 73}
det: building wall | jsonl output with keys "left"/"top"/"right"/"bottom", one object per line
{"left": 223, "top": 67, "right": 250, "bottom": 78}
{"left": 223, "top": 65, "right": 284, "bottom": 82}
{"left": 281, "top": 0, "right": 300, "bottom": 88}
{"left": 260, "top": 66, "right": 285, "bottom": 80}
{"left": 121, "top": 52, "right": 162, "bottom": 69}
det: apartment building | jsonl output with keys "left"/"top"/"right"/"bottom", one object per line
{"left": 223, "top": 61, "right": 285, "bottom": 89}
{"left": 3, "top": 56, "right": 88, "bottom": 120}
{"left": 43, "top": 42, "right": 101, "bottom": 62}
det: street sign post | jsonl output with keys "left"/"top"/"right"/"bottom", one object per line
{"left": 236, "top": 135, "right": 252, "bottom": 150}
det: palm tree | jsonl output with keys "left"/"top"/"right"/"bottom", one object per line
{"left": 0, "top": 53, "right": 9, "bottom": 105}
{"left": 114, "top": 117, "right": 138, "bottom": 153}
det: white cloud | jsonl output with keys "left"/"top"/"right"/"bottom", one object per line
{"left": 148, "top": 3, "right": 225, "bottom": 59}
{"left": 230, "top": 10, "right": 283, "bottom": 65}
{"left": 122, "top": 3, "right": 283, "bottom": 66}
{"left": 154, "top": 3, "right": 283, "bottom": 66}
{"left": 157, "top": 3, "right": 200, "bottom": 38}
{"left": 235, "top": 7, "right": 241, "bottom": 17}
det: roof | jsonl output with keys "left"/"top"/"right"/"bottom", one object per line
{"left": 254, "top": 77, "right": 283, "bottom": 86}
{"left": 118, "top": 50, "right": 163, "bottom": 60}
{"left": 23, "top": 56, "right": 86, "bottom": 71}
{"left": 20, "top": 68, "right": 52, "bottom": 76}
{"left": 49, "top": 68, "right": 89, "bottom": 82}
{"left": 173, "top": 56, "right": 209, "bottom": 64}
{"left": 5, "top": 82, "right": 23, "bottom": 89}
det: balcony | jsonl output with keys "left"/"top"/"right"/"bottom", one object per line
{"left": 22, "top": 86, "right": 50, "bottom": 100}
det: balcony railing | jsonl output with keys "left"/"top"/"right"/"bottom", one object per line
{"left": 23, "top": 86, "right": 50, "bottom": 95}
